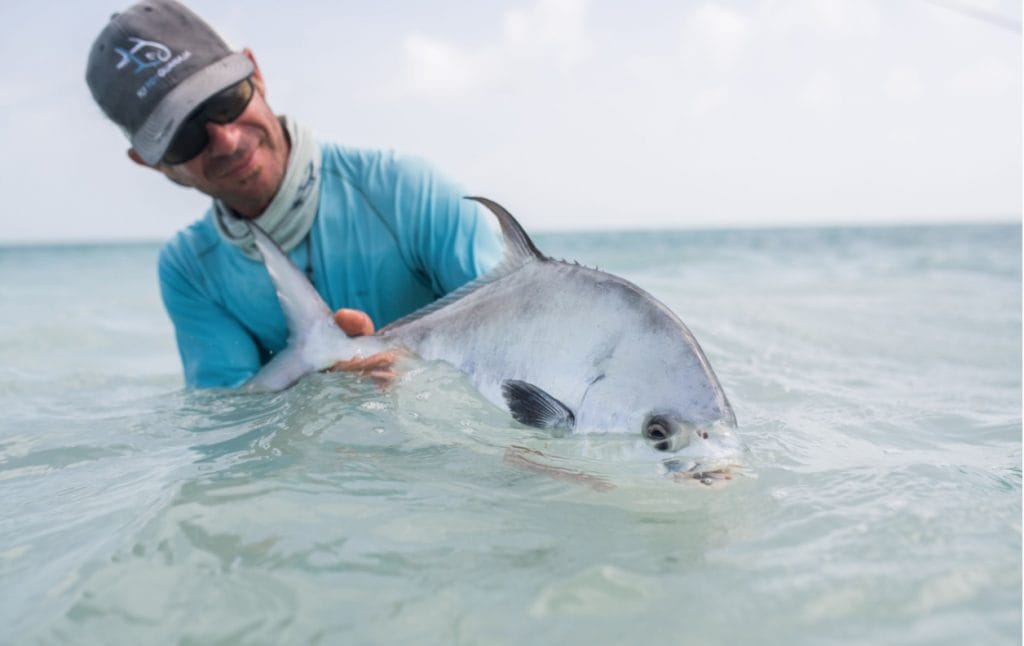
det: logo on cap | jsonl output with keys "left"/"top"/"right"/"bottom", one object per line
{"left": 115, "top": 37, "right": 171, "bottom": 74}
{"left": 112, "top": 36, "right": 192, "bottom": 100}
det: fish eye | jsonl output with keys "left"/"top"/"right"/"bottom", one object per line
{"left": 645, "top": 418, "right": 670, "bottom": 440}
{"left": 643, "top": 415, "right": 675, "bottom": 452}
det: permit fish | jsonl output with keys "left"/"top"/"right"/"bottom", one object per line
{"left": 245, "top": 197, "right": 736, "bottom": 457}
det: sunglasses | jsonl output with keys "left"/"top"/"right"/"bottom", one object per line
{"left": 161, "top": 78, "right": 255, "bottom": 165}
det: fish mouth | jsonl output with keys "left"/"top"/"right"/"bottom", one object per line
{"left": 651, "top": 420, "right": 743, "bottom": 483}
{"left": 659, "top": 458, "right": 736, "bottom": 485}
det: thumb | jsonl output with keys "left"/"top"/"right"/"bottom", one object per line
{"left": 333, "top": 308, "right": 375, "bottom": 337}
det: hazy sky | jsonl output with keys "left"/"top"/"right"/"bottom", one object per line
{"left": 0, "top": 0, "right": 1020, "bottom": 242}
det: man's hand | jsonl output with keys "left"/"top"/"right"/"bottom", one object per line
{"left": 333, "top": 308, "right": 375, "bottom": 337}
{"left": 328, "top": 308, "right": 398, "bottom": 385}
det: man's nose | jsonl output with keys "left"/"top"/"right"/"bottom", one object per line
{"left": 204, "top": 120, "right": 242, "bottom": 156}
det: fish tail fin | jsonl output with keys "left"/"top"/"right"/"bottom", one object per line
{"left": 244, "top": 222, "right": 363, "bottom": 391}
{"left": 248, "top": 222, "right": 335, "bottom": 337}
{"left": 243, "top": 345, "right": 314, "bottom": 392}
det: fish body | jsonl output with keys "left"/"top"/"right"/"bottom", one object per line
{"left": 246, "top": 198, "right": 735, "bottom": 454}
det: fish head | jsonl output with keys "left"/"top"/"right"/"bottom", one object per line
{"left": 640, "top": 412, "right": 722, "bottom": 452}
{"left": 638, "top": 411, "right": 743, "bottom": 477}
{"left": 574, "top": 360, "right": 738, "bottom": 463}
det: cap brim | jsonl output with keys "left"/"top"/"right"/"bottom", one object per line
{"left": 132, "top": 53, "right": 254, "bottom": 165}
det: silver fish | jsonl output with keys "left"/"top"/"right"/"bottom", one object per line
{"left": 246, "top": 197, "right": 736, "bottom": 455}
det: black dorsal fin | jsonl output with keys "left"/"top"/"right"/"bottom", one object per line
{"left": 466, "top": 196, "right": 548, "bottom": 263}
{"left": 501, "top": 379, "right": 576, "bottom": 432}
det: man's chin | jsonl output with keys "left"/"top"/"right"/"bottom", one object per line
{"left": 236, "top": 164, "right": 263, "bottom": 187}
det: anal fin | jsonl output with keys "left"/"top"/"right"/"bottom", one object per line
{"left": 501, "top": 380, "right": 576, "bottom": 433}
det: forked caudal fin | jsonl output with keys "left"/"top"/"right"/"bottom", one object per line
{"left": 247, "top": 222, "right": 335, "bottom": 340}
{"left": 243, "top": 222, "right": 357, "bottom": 392}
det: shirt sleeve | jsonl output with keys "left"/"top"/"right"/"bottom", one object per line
{"left": 365, "top": 153, "right": 504, "bottom": 296}
{"left": 158, "top": 241, "right": 263, "bottom": 389}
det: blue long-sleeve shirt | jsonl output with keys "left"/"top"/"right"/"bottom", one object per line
{"left": 158, "top": 144, "right": 503, "bottom": 388}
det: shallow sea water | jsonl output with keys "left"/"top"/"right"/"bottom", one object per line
{"left": 0, "top": 224, "right": 1020, "bottom": 644}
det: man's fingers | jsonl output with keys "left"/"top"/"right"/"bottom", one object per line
{"left": 334, "top": 308, "right": 375, "bottom": 337}
{"left": 329, "top": 351, "right": 398, "bottom": 372}
{"left": 369, "top": 370, "right": 397, "bottom": 391}
{"left": 324, "top": 314, "right": 401, "bottom": 386}
{"left": 326, "top": 356, "right": 397, "bottom": 390}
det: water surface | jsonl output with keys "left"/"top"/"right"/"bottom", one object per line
{"left": 0, "top": 224, "right": 1019, "bottom": 644}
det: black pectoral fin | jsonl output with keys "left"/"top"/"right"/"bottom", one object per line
{"left": 501, "top": 380, "right": 576, "bottom": 432}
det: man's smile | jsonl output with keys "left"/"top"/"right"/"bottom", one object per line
{"left": 211, "top": 145, "right": 258, "bottom": 182}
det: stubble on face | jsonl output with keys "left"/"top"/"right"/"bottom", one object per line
{"left": 159, "top": 91, "right": 290, "bottom": 218}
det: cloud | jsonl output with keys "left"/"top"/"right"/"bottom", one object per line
{"left": 798, "top": 71, "right": 843, "bottom": 110}
{"left": 884, "top": 66, "right": 925, "bottom": 103}
{"left": 502, "top": 0, "right": 590, "bottom": 70}
{"left": 762, "top": 0, "right": 882, "bottom": 39}
{"left": 402, "top": 34, "right": 484, "bottom": 96}
{"left": 678, "top": 4, "right": 750, "bottom": 71}
{"left": 398, "top": 0, "right": 591, "bottom": 98}
{"left": 923, "top": 0, "right": 1022, "bottom": 33}
{"left": 947, "top": 57, "right": 1017, "bottom": 98}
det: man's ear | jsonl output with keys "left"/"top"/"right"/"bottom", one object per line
{"left": 127, "top": 148, "right": 193, "bottom": 187}
{"left": 242, "top": 48, "right": 266, "bottom": 97}
{"left": 127, "top": 148, "right": 153, "bottom": 168}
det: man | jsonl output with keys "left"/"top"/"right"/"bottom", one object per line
{"left": 85, "top": 0, "right": 502, "bottom": 388}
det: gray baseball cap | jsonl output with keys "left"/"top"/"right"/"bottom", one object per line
{"left": 86, "top": 0, "right": 254, "bottom": 164}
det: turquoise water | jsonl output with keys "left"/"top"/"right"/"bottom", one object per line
{"left": 0, "top": 224, "right": 1020, "bottom": 644}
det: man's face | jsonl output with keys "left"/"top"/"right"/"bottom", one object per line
{"left": 131, "top": 52, "right": 290, "bottom": 218}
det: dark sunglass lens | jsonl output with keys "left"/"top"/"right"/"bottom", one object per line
{"left": 162, "top": 120, "right": 208, "bottom": 165}
{"left": 160, "top": 78, "right": 254, "bottom": 165}
{"left": 206, "top": 79, "right": 254, "bottom": 124}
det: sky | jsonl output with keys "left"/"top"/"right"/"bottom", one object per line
{"left": 0, "top": 0, "right": 1020, "bottom": 243}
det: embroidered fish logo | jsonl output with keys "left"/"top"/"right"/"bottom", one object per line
{"left": 114, "top": 37, "right": 172, "bottom": 74}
